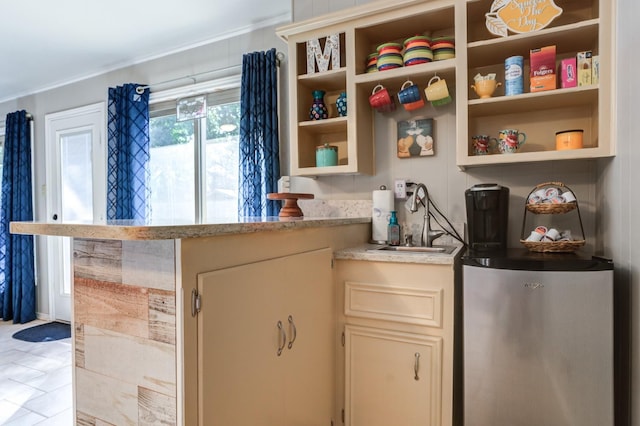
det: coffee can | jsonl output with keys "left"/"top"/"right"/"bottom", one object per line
{"left": 505, "top": 55, "right": 524, "bottom": 96}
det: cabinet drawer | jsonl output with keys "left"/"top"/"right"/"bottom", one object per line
{"left": 345, "top": 281, "right": 443, "bottom": 327}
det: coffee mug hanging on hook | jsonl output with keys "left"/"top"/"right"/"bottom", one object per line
{"left": 424, "top": 74, "right": 452, "bottom": 106}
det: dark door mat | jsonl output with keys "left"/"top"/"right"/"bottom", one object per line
{"left": 12, "top": 321, "right": 71, "bottom": 342}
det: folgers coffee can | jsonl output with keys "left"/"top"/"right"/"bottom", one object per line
{"left": 505, "top": 55, "right": 524, "bottom": 96}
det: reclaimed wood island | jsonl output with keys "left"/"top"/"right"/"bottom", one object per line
{"left": 11, "top": 217, "right": 370, "bottom": 425}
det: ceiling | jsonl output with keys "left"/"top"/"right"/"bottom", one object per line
{"left": 0, "top": 0, "right": 291, "bottom": 103}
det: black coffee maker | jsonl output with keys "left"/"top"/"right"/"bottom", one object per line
{"left": 465, "top": 184, "right": 509, "bottom": 251}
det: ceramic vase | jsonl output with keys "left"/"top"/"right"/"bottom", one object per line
{"left": 336, "top": 92, "right": 347, "bottom": 116}
{"left": 309, "top": 90, "right": 328, "bottom": 120}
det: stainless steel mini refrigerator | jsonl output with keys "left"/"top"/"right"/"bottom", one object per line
{"left": 462, "top": 250, "right": 614, "bottom": 426}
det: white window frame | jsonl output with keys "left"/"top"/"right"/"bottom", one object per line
{"left": 149, "top": 76, "right": 241, "bottom": 224}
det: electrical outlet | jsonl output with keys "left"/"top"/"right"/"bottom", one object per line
{"left": 394, "top": 179, "right": 407, "bottom": 199}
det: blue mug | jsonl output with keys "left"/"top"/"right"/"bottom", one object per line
{"left": 397, "top": 80, "right": 421, "bottom": 104}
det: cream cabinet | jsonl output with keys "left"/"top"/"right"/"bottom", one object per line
{"left": 277, "top": 0, "right": 615, "bottom": 174}
{"left": 196, "top": 248, "right": 335, "bottom": 426}
{"left": 336, "top": 259, "right": 457, "bottom": 426}
{"left": 345, "top": 325, "right": 443, "bottom": 425}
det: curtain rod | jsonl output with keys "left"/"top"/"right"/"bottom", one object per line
{"left": 136, "top": 51, "right": 285, "bottom": 95}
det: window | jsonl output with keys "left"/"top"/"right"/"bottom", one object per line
{"left": 149, "top": 87, "right": 240, "bottom": 223}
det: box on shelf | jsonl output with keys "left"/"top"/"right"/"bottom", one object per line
{"left": 559, "top": 58, "right": 577, "bottom": 88}
{"left": 592, "top": 55, "right": 600, "bottom": 85}
{"left": 577, "top": 51, "right": 593, "bottom": 86}
{"left": 530, "top": 45, "right": 557, "bottom": 92}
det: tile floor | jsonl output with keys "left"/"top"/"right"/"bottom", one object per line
{"left": 0, "top": 320, "right": 72, "bottom": 425}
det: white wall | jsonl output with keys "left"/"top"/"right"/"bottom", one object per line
{"left": 599, "top": 0, "right": 638, "bottom": 423}
{"left": 0, "top": 23, "right": 287, "bottom": 318}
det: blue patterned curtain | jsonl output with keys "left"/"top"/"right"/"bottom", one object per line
{"left": 239, "top": 48, "right": 280, "bottom": 217}
{"left": 107, "top": 83, "right": 150, "bottom": 221}
{"left": 0, "top": 111, "right": 35, "bottom": 323}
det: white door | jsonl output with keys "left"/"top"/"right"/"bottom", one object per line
{"left": 45, "top": 103, "right": 105, "bottom": 322}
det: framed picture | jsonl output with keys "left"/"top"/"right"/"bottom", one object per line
{"left": 397, "top": 118, "right": 434, "bottom": 158}
{"left": 176, "top": 95, "right": 207, "bottom": 122}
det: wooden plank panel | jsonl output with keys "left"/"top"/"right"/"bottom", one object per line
{"left": 138, "top": 386, "right": 177, "bottom": 425}
{"left": 75, "top": 277, "right": 149, "bottom": 339}
{"left": 74, "top": 239, "right": 123, "bottom": 283}
{"left": 76, "top": 410, "right": 116, "bottom": 426}
{"left": 122, "top": 240, "right": 176, "bottom": 291}
{"left": 148, "top": 289, "right": 176, "bottom": 345}
{"left": 76, "top": 368, "right": 138, "bottom": 425}
{"left": 82, "top": 325, "right": 176, "bottom": 397}
{"left": 75, "top": 322, "right": 85, "bottom": 368}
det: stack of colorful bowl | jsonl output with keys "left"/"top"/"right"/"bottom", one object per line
{"left": 402, "top": 35, "right": 433, "bottom": 66}
{"left": 365, "top": 52, "right": 378, "bottom": 73}
{"left": 431, "top": 36, "right": 455, "bottom": 61}
{"left": 376, "top": 42, "right": 403, "bottom": 71}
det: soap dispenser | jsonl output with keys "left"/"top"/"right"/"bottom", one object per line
{"left": 388, "top": 211, "right": 401, "bottom": 246}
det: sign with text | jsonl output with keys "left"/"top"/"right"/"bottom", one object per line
{"left": 485, "top": 0, "right": 563, "bottom": 37}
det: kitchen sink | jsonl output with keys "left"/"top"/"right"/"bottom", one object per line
{"left": 367, "top": 245, "right": 457, "bottom": 254}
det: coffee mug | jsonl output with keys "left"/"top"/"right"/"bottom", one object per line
{"left": 398, "top": 81, "right": 421, "bottom": 104}
{"left": 424, "top": 75, "right": 451, "bottom": 105}
{"left": 369, "top": 84, "right": 396, "bottom": 112}
{"left": 498, "top": 129, "right": 526, "bottom": 153}
{"left": 471, "top": 79, "right": 502, "bottom": 99}
{"left": 471, "top": 135, "right": 497, "bottom": 155}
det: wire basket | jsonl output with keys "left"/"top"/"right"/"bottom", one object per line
{"left": 520, "top": 182, "right": 585, "bottom": 253}
{"left": 519, "top": 239, "right": 586, "bottom": 253}
{"left": 525, "top": 203, "right": 576, "bottom": 214}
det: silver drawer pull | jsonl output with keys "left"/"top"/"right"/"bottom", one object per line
{"left": 414, "top": 352, "right": 420, "bottom": 381}
{"left": 277, "top": 320, "right": 286, "bottom": 356}
{"left": 287, "top": 315, "right": 297, "bottom": 349}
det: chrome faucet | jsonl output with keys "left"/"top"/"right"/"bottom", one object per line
{"left": 409, "top": 183, "right": 445, "bottom": 247}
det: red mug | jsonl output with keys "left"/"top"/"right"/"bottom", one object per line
{"left": 369, "top": 84, "right": 395, "bottom": 112}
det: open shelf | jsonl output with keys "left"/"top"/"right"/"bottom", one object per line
{"left": 298, "top": 116, "right": 348, "bottom": 133}
{"left": 297, "top": 68, "right": 347, "bottom": 91}
{"left": 467, "top": 20, "right": 599, "bottom": 68}
{"left": 468, "top": 85, "right": 598, "bottom": 117}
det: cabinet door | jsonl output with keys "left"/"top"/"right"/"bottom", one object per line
{"left": 197, "top": 248, "right": 334, "bottom": 426}
{"left": 345, "top": 325, "right": 443, "bottom": 426}
{"left": 280, "top": 249, "right": 335, "bottom": 425}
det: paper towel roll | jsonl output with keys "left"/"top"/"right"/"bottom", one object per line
{"left": 372, "top": 189, "right": 394, "bottom": 242}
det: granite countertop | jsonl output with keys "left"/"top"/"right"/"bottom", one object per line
{"left": 335, "top": 243, "right": 464, "bottom": 265}
{"left": 10, "top": 216, "right": 371, "bottom": 241}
